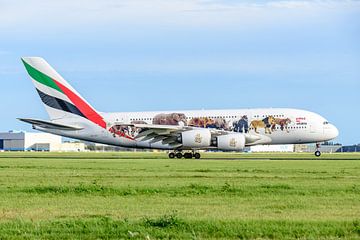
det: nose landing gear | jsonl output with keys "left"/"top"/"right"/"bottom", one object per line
{"left": 315, "top": 143, "right": 321, "bottom": 157}
{"left": 315, "top": 150, "right": 321, "bottom": 157}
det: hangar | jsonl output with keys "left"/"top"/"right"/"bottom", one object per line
{"left": 0, "top": 131, "right": 62, "bottom": 151}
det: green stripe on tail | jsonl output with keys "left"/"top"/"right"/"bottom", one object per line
{"left": 22, "top": 59, "right": 63, "bottom": 93}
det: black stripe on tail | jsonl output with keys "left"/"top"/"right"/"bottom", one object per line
{"left": 36, "top": 88, "right": 86, "bottom": 118}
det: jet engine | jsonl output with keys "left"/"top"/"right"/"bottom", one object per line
{"left": 181, "top": 129, "right": 211, "bottom": 148}
{"left": 216, "top": 133, "right": 246, "bottom": 151}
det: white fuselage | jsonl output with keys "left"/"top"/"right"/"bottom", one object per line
{"left": 35, "top": 108, "right": 339, "bottom": 150}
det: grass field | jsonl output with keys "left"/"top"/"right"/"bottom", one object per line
{"left": 0, "top": 152, "right": 359, "bottom": 239}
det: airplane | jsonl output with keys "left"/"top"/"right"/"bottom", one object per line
{"left": 18, "top": 57, "right": 339, "bottom": 159}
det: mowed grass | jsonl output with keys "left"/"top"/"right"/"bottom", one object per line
{"left": 0, "top": 152, "right": 359, "bottom": 239}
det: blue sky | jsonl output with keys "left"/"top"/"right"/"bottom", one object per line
{"left": 0, "top": 0, "right": 359, "bottom": 145}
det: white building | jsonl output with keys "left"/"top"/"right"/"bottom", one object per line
{"left": 0, "top": 131, "right": 62, "bottom": 151}
{"left": 250, "top": 144, "right": 294, "bottom": 152}
{"left": 0, "top": 131, "right": 86, "bottom": 152}
{"left": 52, "top": 142, "right": 86, "bottom": 152}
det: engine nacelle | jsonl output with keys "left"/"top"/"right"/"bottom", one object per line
{"left": 216, "top": 133, "right": 246, "bottom": 151}
{"left": 181, "top": 129, "right": 211, "bottom": 148}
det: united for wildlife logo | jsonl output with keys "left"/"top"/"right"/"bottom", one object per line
{"left": 194, "top": 133, "right": 202, "bottom": 144}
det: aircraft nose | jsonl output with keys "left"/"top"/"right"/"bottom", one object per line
{"left": 326, "top": 124, "right": 339, "bottom": 140}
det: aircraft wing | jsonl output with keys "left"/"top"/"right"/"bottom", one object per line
{"left": 18, "top": 118, "right": 84, "bottom": 131}
{"left": 130, "top": 123, "right": 271, "bottom": 148}
{"left": 130, "top": 124, "right": 192, "bottom": 148}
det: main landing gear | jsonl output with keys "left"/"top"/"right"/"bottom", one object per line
{"left": 315, "top": 143, "right": 321, "bottom": 157}
{"left": 168, "top": 151, "right": 201, "bottom": 159}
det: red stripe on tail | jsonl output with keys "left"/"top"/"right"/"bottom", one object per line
{"left": 53, "top": 79, "right": 107, "bottom": 129}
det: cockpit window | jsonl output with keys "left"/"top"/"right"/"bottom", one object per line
{"left": 323, "top": 121, "right": 329, "bottom": 125}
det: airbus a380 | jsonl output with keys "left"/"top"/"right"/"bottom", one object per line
{"left": 19, "top": 57, "right": 339, "bottom": 159}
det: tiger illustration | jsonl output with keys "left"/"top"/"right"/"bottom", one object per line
{"left": 271, "top": 118, "right": 291, "bottom": 133}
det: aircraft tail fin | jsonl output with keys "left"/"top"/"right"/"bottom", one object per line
{"left": 21, "top": 57, "right": 106, "bottom": 129}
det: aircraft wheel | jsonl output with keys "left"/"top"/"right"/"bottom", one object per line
{"left": 194, "top": 153, "right": 201, "bottom": 159}
{"left": 184, "top": 153, "right": 193, "bottom": 159}
{"left": 168, "top": 152, "right": 175, "bottom": 159}
{"left": 315, "top": 151, "right": 321, "bottom": 157}
{"left": 176, "top": 152, "right": 183, "bottom": 159}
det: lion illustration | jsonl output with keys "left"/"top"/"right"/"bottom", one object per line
{"left": 271, "top": 118, "right": 291, "bottom": 133}
{"left": 249, "top": 116, "right": 276, "bottom": 134}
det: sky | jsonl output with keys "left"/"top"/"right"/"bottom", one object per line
{"left": 0, "top": 0, "right": 359, "bottom": 145}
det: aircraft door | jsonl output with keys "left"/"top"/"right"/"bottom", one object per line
{"left": 114, "top": 116, "right": 129, "bottom": 124}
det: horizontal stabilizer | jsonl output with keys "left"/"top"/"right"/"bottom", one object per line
{"left": 18, "top": 118, "right": 83, "bottom": 131}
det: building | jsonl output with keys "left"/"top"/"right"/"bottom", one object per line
{"left": 0, "top": 131, "right": 62, "bottom": 151}
{"left": 250, "top": 144, "right": 294, "bottom": 152}
{"left": 294, "top": 143, "right": 342, "bottom": 153}
{"left": 52, "top": 142, "right": 86, "bottom": 152}
{"left": 337, "top": 144, "right": 360, "bottom": 152}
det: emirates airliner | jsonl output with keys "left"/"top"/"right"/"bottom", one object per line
{"left": 19, "top": 57, "right": 339, "bottom": 159}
